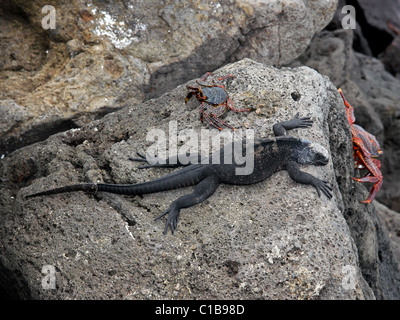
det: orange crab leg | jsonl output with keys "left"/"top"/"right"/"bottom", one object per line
{"left": 199, "top": 102, "right": 205, "bottom": 123}
{"left": 210, "top": 111, "right": 236, "bottom": 131}
{"left": 216, "top": 74, "right": 235, "bottom": 81}
{"left": 199, "top": 72, "right": 235, "bottom": 82}
{"left": 352, "top": 149, "right": 383, "bottom": 203}
{"left": 353, "top": 149, "right": 382, "bottom": 177}
{"left": 203, "top": 112, "right": 223, "bottom": 131}
{"left": 352, "top": 157, "right": 382, "bottom": 183}
{"left": 199, "top": 72, "right": 213, "bottom": 81}
{"left": 227, "top": 98, "right": 251, "bottom": 112}
{"left": 185, "top": 91, "right": 195, "bottom": 104}
{"left": 338, "top": 88, "right": 356, "bottom": 125}
{"left": 352, "top": 175, "right": 381, "bottom": 183}
{"left": 360, "top": 179, "right": 383, "bottom": 204}
{"left": 213, "top": 117, "right": 236, "bottom": 131}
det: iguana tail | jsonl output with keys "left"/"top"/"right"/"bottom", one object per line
{"left": 26, "top": 164, "right": 208, "bottom": 198}
{"left": 25, "top": 183, "right": 97, "bottom": 198}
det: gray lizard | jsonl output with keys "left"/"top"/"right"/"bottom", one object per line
{"left": 26, "top": 114, "right": 333, "bottom": 234}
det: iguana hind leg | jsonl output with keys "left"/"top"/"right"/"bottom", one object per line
{"left": 155, "top": 175, "right": 220, "bottom": 234}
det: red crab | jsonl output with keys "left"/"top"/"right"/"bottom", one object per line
{"left": 339, "top": 88, "right": 383, "bottom": 203}
{"left": 185, "top": 72, "right": 251, "bottom": 130}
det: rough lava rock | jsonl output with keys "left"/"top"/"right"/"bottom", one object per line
{"left": 0, "top": 59, "right": 386, "bottom": 299}
{"left": 293, "top": 29, "right": 400, "bottom": 212}
{"left": 380, "top": 22, "right": 400, "bottom": 79}
{"left": 291, "top": 29, "right": 400, "bottom": 299}
{"left": 356, "top": 0, "right": 400, "bottom": 36}
{"left": 0, "top": 0, "right": 338, "bottom": 154}
{"left": 374, "top": 201, "right": 400, "bottom": 272}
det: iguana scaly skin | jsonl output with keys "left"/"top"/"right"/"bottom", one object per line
{"left": 26, "top": 114, "right": 333, "bottom": 234}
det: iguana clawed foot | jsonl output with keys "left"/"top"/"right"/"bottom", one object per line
{"left": 311, "top": 178, "right": 333, "bottom": 199}
{"left": 154, "top": 203, "right": 180, "bottom": 235}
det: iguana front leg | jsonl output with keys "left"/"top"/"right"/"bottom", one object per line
{"left": 130, "top": 151, "right": 203, "bottom": 169}
{"left": 286, "top": 161, "right": 333, "bottom": 199}
{"left": 273, "top": 113, "right": 313, "bottom": 137}
{"left": 155, "top": 176, "right": 220, "bottom": 234}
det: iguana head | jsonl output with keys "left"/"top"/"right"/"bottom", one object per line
{"left": 294, "top": 140, "right": 329, "bottom": 166}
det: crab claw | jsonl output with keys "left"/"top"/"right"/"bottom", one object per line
{"left": 361, "top": 199, "right": 372, "bottom": 204}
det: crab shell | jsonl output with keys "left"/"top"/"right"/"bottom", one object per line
{"left": 199, "top": 86, "right": 228, "bottom": 106}
{"left": 352, "top": 124, "right": 383, "bottom": 157}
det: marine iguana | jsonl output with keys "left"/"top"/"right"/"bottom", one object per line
{"left": 26, "top": 114, "right": 333, "bottom": 234}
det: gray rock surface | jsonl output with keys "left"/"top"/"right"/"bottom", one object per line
{"left": 0, "top": 59, "right": 377, "bottom": 299}
{"left": 375, "top": 201, "right": 400, "bottom": 271}
{"left": 293, "top": 29, "right": 400, "bottom": 212}
{"left": 292, "top": 29, "right": 400, "bottom": 299}
{"left": 357, "top": 0, "right": 400, "bottom": 36}
{"left": 0, "top": 0, "right": 337, "bottom": 154}
{"left": 381, "top": 34, "right": 400, "bottom": 78}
